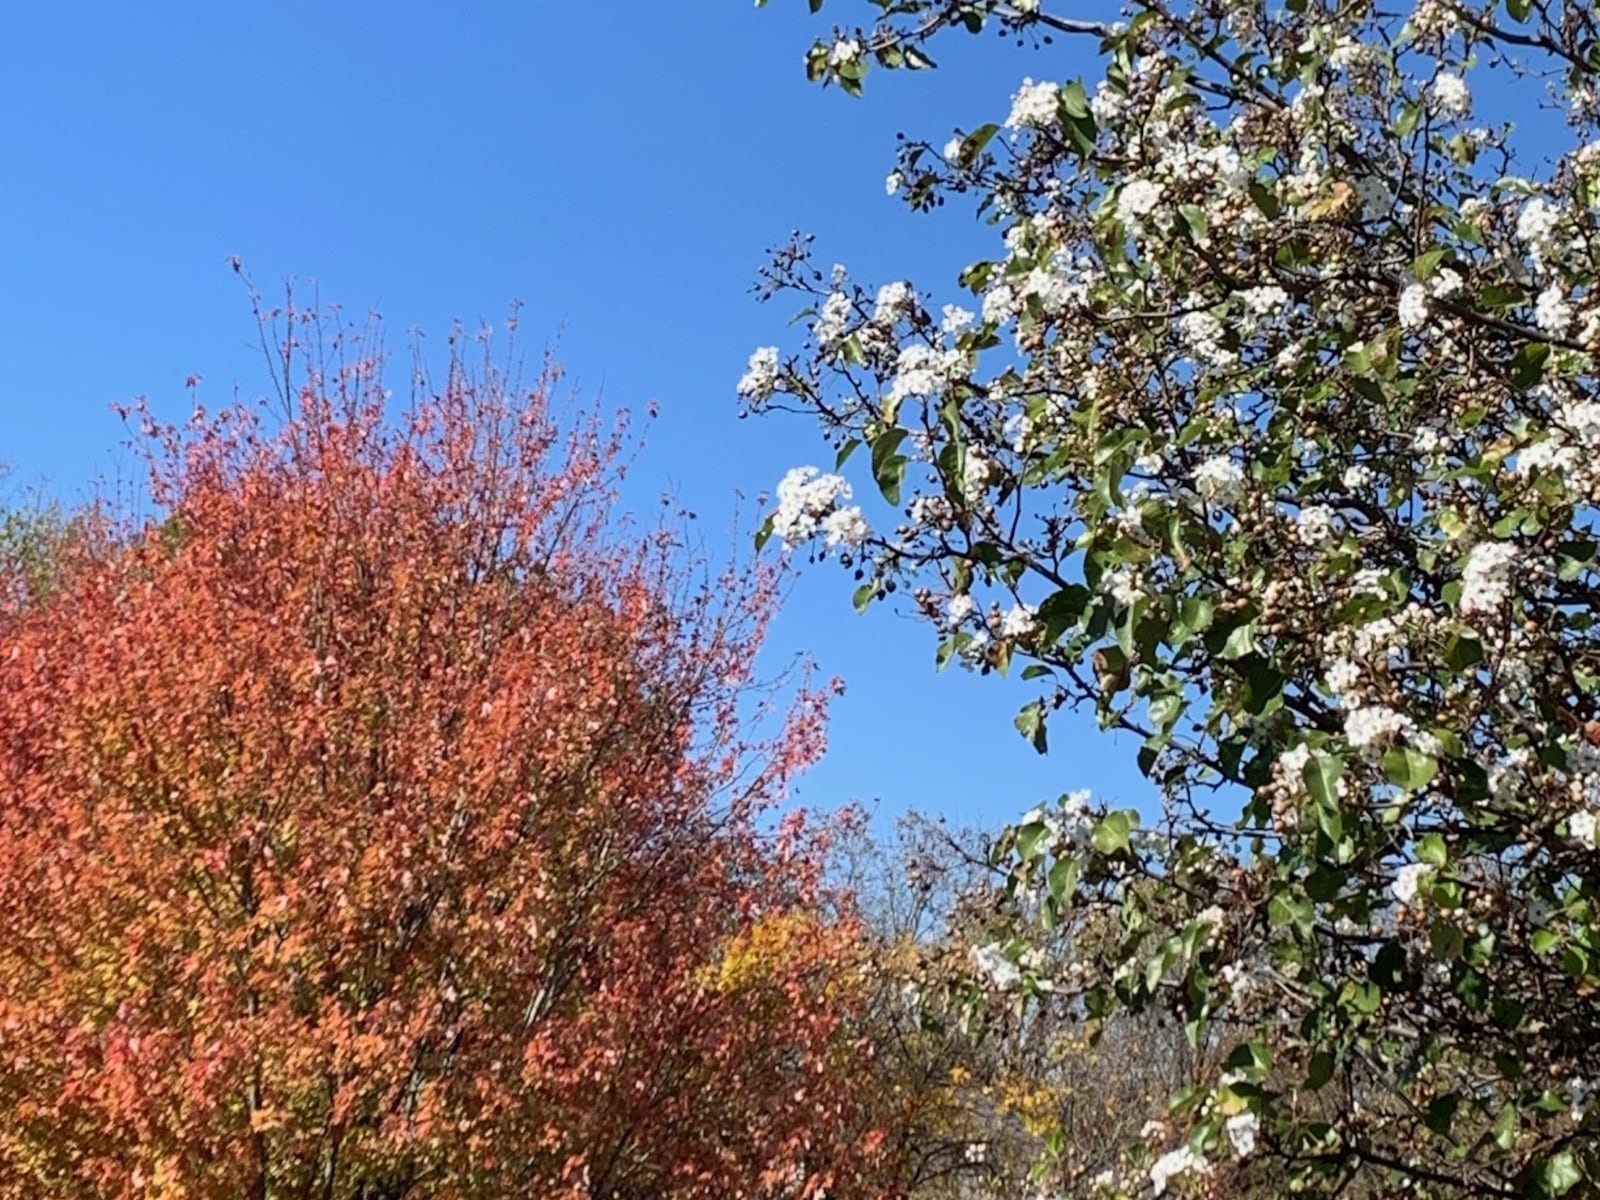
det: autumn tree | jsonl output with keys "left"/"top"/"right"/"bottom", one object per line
{"left": 0, "top": 308, "right": 891, "bottom": 1200}
{"left": 750, "top": 0, "right": 1600, "bottom": 1195}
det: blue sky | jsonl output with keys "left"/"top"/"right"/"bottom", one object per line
{"left": 0, "top": 1, "right": 1156, "bottom": 828}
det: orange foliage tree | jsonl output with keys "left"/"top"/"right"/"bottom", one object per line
{"left": 0, "top": 311, "right": 893, "bottom": 1199}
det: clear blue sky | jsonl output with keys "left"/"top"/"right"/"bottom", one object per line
{"left": 0, "top": 1, "right": 1155, "bottom": 829}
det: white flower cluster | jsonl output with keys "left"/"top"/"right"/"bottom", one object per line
{"left": 1392, "top": 862, "right": 1432, "bottom": 906}
{"left": 1178, "top": 309, "right": 1236, "bottom": 367}
{"left": 771, "top": 467, "right": 871, "bottom": 550}
{"left": 1224, "top": 1111, "right": 1260, "bottom": 1158}
{"left": 1459, "top": 541, "right": 1518, "bottom": 617}
{"left": 1429, "top": 72, "right": 1471, "bottom": 118}
{"left": 1100, "top": 563, "right": 1146, "bottom": 607}
{"left": 1117, "top": 177, "right": 1165, "bottom": 229}
{"left": 1296, "top": 504, "right": 1338, "bottom": 544}
{"left": 737, "top": 346, "right": 780, "bottom": 401}
{"left": 1020, "top": 789, "right": 1095, "bottom": 849}
{"left": 886, "top": 343, "right": 967, "bottom": 405}
{"left": 1005, "top": 77, "right": 1060, "bottom": 131}
{"left": 1149, "top": 1145, "right": 1210, "bottom": 1195}
{"left": 827, "top": 37, "right": 861, "bottom": 68}
{"left": 874, "top": 280, "right": 919, "bottom": 324}
{"left": 1398, "top": 282, "right": 1430, "bottom": 329}
{"left": 962, "top": 447, "right": 998, "bottom": 500}
{"left": 1569, "top": 809, "right": 1598, "bottom": 849}
{"left": 971, "top": 941, "right": 1022, "bottom": 991}
{"left": 1518, "top": 395, "right": 1600, "bottom": 495}
{"left": 1517, "top": 197, "right": 1564, "bottom": 270}
{"left": 1000, "top": 602, "right": 1038, "bottom": 639}
{"left": 1535, "top": 285, "right": 1574, "bottom": 335}
{"left": 813, "top": 291, "right": 853, "bottom": 352}
{"left": 1192, "top": 455, "right": 1245, "bottom": 501}
{"left": 1344, "top": 703, "right": 1416, "bottom": 753}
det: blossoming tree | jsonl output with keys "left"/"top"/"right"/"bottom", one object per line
{"left": 749, "top": 0, "right": 1600, "bottom": 1194}
{"left": 0, "top": 310, "right": 892, "bottom": 1199}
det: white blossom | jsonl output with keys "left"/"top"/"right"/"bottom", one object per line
{"left": 1324, "top": 657, "right": 1361, "bottom": 695}
{"left": 1149, "top": 1145, "right": 1210, "bottom": 1195}
{"left": 1100, "top": 564, "right": 1145, "bottom": 607}
{"left": 1429, "top": 268, "right": 1464, "bottom": 299}
{"left": 886, "top": 344, "right": 965, "bottom": 405}
{"left": 1192, "top": 455, "right": 1245, "bottom": 501}
{"left": 1342, "top": 463, "right": 1375, "bottom": 491}
{"left": 1459, "top": 541, "right": 1518, "bottom": 616}
{"left": 971, "top": 942, "right": 1022, "bottom": 991}
{"left": 1535, "top": 286, "right": 1574, "bottom": 336}
{"left": 1572, "top": 1077, "right": 1596, "bottom": 1122}
{"left": 1570, "top": 809, "right": 1598, "bottom": 849}
{"left": 1005, "top": 77, "right": 1060, "bottom": 130}
{"left": 941, "top": 303, "right": 975, "bottom": 334}
{"left": 1430, "top": 72, "right": 1471, "bottom": 117}
{"left": 1117, "top": 178, "right": 1165, "bottom": 226}
{"left": 827, "top": 37, "right": 861, "bottom": 67}
{"left": 813, "top": 291, "right": 852, "bottom": 350}
{"left": 874, "top": 280, "right": 918, "bottom": 323}
{"left": 771, "top": 467, "right": 854, "bottom": 548}
{"left": 821, "top": 505, "right": 871, "bottom": 550}
{"left": 982, "top": 282, "right": 1020, "bottom": 327}
{"left": 736, "top": 346, "right": 780, "bottom": 401}
{"left": 1000, "top": 603, "right": 1038, "bottom": 639}
{"left": 1179, "top": 309, "right": 1236, "bottom": 366}
{"left": 1392, "top": 862, "right": 1431, "bottom": 906}
{"left": 1235, "top": 285, "right": 1290, "bottom": 317}
{"left": 1345, "top": 704, "right": 1415, "bottom": 752}
{"left": 1225, "top": 1112, "right": 1260, "bottom": 1158}
{"left": 1297, "top": 504, "right": 1337, "bottom": 544}
{"left": 1398, "top": 283, "right": 1430, "bottom": 329}
{"left": 962, "top": 448, "right": 998, "bottom": 499}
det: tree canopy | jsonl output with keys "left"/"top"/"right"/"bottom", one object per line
{"left": 750, "top": 0, "right": 1600, "bottom": 1194}
{"left": 0, "top": 314, "right": 890, "bottom": 1200}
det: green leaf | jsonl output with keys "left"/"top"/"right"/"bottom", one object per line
{"left": 1015, "top": 699, "right": 1048, "bottom": 753}
{"left": 1444, "top": 632, "right": 1484, "bottom": 669}
{"left": 1417, "top": 833, "right": 1448, "bottom": 866}
{"left": 870, "top": 427, "right": 911, "bottom": 506}
{"left": 1430, "top": 921, "right": 1465, "bottom": 961}
{"left": 1216, "top": 622, "right": 1259, "bottom": 660}
{"left": 1176, "top": 595, "right": 1214, "bottom": 638}
{"left": 1091, "top": 810, "right": 1135, "bottom": 855}
{"left": 1306, "top": 1050, "right": 1335, "bottom": 1090}
{"left": 1510, "top": 342, "right": 1550, "bottom": 390}
{"left": 1059, "top": 79, "right": 1090, "bottom": 119}
{"left": 1382, "top": 747, "right": 1438, "bottom": 791}
{"left": 1536, "top": 1150, "right": 1584, "bottom": 1196}
{"left": 1268, "top": 891, "right": 1314, "bottom": 940}
{"left": 1015, "top": 821, "right": 1048, "bottom": 861}
{"left": 1302, "top": 752, "right": 1345, "bottom": 809}
{"left": 1491, "top": 1103, "right": 1519, "bottom": 1151}
{"left": 1147, "top": 692, "right": 1184, "bottom": 732}
{"left": 1048, "top": 856, "right": 1080, "bottom": 905}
